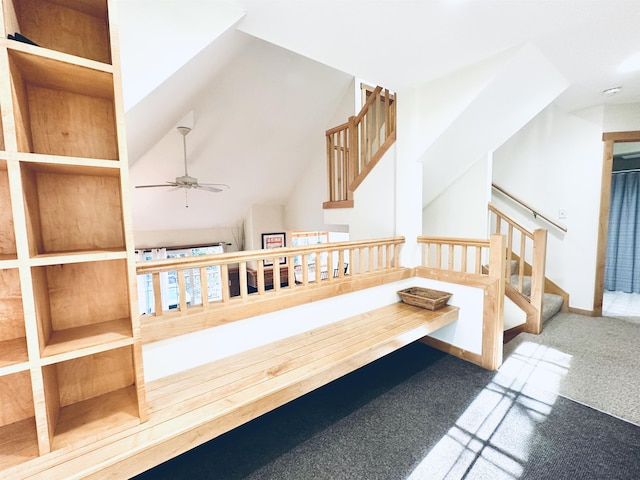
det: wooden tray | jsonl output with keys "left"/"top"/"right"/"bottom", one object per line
{"left": 397, "top": 287, "right": 452, "bottom": 311}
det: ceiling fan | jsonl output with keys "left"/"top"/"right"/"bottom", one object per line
{"left": 135, "top": 126, "right": 229, "bottom": 204}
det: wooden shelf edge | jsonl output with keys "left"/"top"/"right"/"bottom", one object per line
{"left": 29, "top": 250, "right": 128, "bottom": 266}
{"left": 41, "top": 319, "right": 134, "bottom": 365}
{"left": 2, "top": 37, "right": 114, "bottom": 73}
{"left": 5, "top": 152, "right": 122, "bottom": 171}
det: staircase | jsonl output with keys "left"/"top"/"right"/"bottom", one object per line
{"left": 324, "top": 86, "right": 396, "bottom": 208}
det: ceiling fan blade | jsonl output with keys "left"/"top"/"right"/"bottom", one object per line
{"left": 194, "top": 184, "right": 223, "bottom": 193}
{"left": 135, "top": 182, "right": 179, "bottom": 188}
{"left": 198, "top": 182, "right": 229, "bottom": 189}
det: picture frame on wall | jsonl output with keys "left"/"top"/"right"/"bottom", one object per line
{"left": 262, "top": 232, "right": 287, "bottom": 266}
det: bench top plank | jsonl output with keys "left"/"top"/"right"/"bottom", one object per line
{"left": 12, "top": 303, "right": 458, "bottom": 480}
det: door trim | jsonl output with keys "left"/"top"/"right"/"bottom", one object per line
{"left": 594, "top": 130, "right": 640, "bottom": 315}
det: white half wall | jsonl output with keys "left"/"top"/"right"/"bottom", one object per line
{"left": 143, "top": 276, "right": 485, "bottom": 381}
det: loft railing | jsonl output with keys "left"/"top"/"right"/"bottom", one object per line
{"left": 136, "top": 237, "right": 406, "bottom": 342}
{"left": 488, "top": 203, "right": 547, "bottom": 334}
{"left": 324, "top": 86, "right": 396, "bottom": 207}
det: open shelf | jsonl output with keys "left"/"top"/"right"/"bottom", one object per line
{"left": 0, "top": 268, "right": 27, "bottom": 369}
{"left": 32, "top": 259, "right": 132, "bottom": 354}
{"left": 43, "top": 346, "right": 140, "bottom": 451}
{"left": 0, "top": 371, "right": 38, "bottom": 469}
{"left": 3, "top": 0, "right": 111, "bottom": 64}
{"left": 8, "top": 49, "right": 118, "bottom": 159}
{"left": 41, "top": 317, "right": 133, "bottom": 362}
{"left": 21, "top": 162, "right": 125, "bottom": 255}
{"left": 0, "top": 163, "right": 17, "bottom": 260}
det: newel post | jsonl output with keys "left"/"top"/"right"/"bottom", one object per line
{"left": 529, "top": 228, "right": 548, "bottom": 334}
{"left": 482, "top": 234, "right": 506, "bottom": 370}
{"left": 347, "top": 115, "right": 358, "bottom": 200}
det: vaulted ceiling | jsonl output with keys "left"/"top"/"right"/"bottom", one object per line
{"left": 117, "top": 0, "right": 640, "bottom": 233}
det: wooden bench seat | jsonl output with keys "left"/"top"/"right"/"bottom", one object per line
{"left": 9, "top": 302, "right": 458, "bottom": 480}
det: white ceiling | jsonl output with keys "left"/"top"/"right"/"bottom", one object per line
{"left": 118, "top": 0, "right": 640, "bottom": 233}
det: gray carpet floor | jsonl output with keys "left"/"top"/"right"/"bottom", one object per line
{"left": 134, "top": 311, "right": 640, "bottom": 479}
{"left": 502, "top": 312, "right": 640, "bottom": 425}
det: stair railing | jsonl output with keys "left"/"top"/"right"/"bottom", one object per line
{"left": 324, "top": 86, "right": 396, "bottom": 207}
{"left": 488, "top": 203, "right": 547, "bottom": 334}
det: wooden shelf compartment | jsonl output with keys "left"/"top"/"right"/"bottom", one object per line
{"left": 3, "top": 0, "right": 111, "bottom": 64}
{"left": 31, "top": 258, "right": 132, "bottom": 357}
{"left": 42, "top": 346, "right": 141, "bottom": 452}
{"left": 21, "top": 162, "right": 125, "bottom": 256}
{"left": 0, "top": 268, "right": 28, "bottom": 369}
{"left": 7, "top": 49, "right": 118, "bottom": 160}
{"left": 0, "top": 370, "right": 39, "bottom": 470}
{"left": 0, "top": 162, "right": 17, "bottom": 260}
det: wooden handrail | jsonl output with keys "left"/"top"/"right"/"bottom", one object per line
{"left": 491, "top": 183, "right": 567, "bottom": 233}
{"left": 324, "top": 86, "right": 396, "bottom": 206}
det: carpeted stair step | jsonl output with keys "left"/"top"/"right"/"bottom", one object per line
{"left": 510, "top": 274, "right": 564, "bottom": 323}
{"left": 542, "top": 292, "right": 564, "bottom": 323}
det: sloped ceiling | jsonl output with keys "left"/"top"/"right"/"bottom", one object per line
{"left": 118, "top": 0, "right": 640, "bottom": 233}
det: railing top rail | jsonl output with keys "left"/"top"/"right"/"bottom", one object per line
{"left": 326, "top": 121, "right": 349, "bottom": 136}
{"left": 136, "top": 236, "right": 405, "bottom": 274}
{"left": 488, "top": 203, "right": 536, "bottom": 239}
{"left": 417, "top": 236, "right": 490, "bottom": 248}
{"left": 491, "top": 183, "right": 567, "bottom": 233}
{"left": 354, "top": 85, "right": 384, "bottom": 124}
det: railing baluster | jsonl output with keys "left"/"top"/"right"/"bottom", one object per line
{"left": 220, "top": 264, "right": 229, "bottom": 304}
{"left": 239, "top": 262, "right": 248, "bottom": 299}
{"left": 152, "top": 272, "right": 162, "bottom": 316}
{"left": 476, "top": 246, "right": 482, "bottom": 274}
{"left": 461, "top": 245, "right": 468, "bottom": 273}
{"left": 177, "top": 269, "right": 187, "bottom": 313}
{"left": 200, "top": 266, "right": 210, "bottom": 306}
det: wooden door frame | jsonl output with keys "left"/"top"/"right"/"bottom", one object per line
{"left": 594, "top": 130, "right": 640, "bottom": 315}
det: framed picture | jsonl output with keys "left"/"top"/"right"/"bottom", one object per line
{"left": 262, "top": 232, "right": 287, "bottom": 266}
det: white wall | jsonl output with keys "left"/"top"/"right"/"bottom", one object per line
{"left": 285, "top": 79, "right": 355, "bottom": 233}
{"left": 246, "top": 204, "right": 286, "bottom": 251}
{"left": 492, "top": 103, "right": 604, "bottom": 310}
{"left": 324, "top": 144, "right": 397, "bottom": 240}
{"left": 423, "top": 154, "right": 491, "bottom": 238}
{"left": 143, "top": 276, "right": 485, "bottom": 381}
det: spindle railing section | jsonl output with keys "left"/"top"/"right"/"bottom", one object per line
{"left": 324, "top": 86, "right": 396, "bottom": 207}
{"left": 136, "top": 237, "right": 406, "bottom": 342}
{"left": 416, "top": 234, "right": 506, "bottom": 370}
{"left": 488, "top": 203, "right": 547, "bottom": 333}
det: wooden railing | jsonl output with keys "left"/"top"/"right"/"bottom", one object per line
{"left": 488, "top": 203, "right": 547, "bottom": 334}
{"left": 416, "top": 234, "right": 506, "bottom": 369}
{"left": 136, "top": 237, "right": 407, "bottom": 342}
{"left": 324, "top": 86, "right": 396, "bottom": 207}
{"left": 417, "top": 236, "right": 493, "bottom": 276}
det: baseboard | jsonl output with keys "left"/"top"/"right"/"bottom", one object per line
{"left": 568, "top": 306, "right": 597, "bottom": 317}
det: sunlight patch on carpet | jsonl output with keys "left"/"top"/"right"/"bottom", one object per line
{"left": 407, "top": 342, "right": 571, "bottom": 479}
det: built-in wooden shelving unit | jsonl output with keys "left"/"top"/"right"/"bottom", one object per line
{"left": 0, "top": 0, "right": 146, "bottom": 471}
